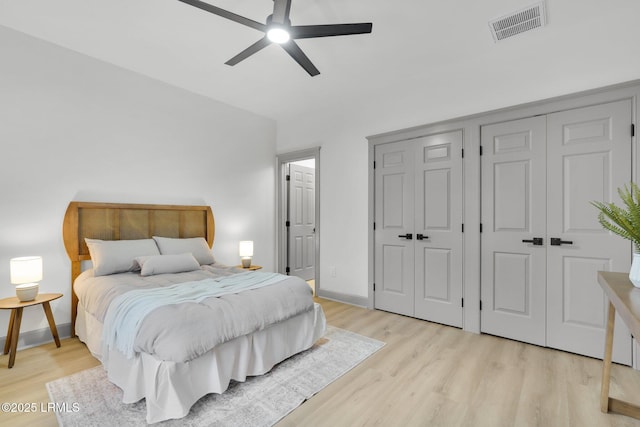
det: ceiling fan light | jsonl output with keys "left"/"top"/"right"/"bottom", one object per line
{"left": 267, "top": 28, "right": 290, "bottom": 44}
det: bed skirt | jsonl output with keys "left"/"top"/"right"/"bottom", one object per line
{"left": 76, "top": 303, "right": 326, "bottom": 423}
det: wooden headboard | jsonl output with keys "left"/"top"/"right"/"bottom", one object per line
{"left": 62, "top": 201, "right": 215, "bottom": 335}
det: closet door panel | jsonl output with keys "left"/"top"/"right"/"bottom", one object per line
{"left": 374, "top": 141, "right": 415, "bottom": 316}
{"left": 414, "top": 131, "right": 463, "bottom": 327}
{"left": 481, "top": 117, "right": 547, "bottom": 346}
{"left": 546, "top": 100, "right": 633, "bottom": 365}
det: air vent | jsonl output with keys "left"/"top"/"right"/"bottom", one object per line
{"left": 489, "top": 2, "right": 547, "bottom": 42}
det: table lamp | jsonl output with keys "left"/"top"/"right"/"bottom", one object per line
{"left": 10, "top": 256, "right": 42, "bottom": 302}
{"left": 239, "top": 241, "right": 254, "bottom": 268}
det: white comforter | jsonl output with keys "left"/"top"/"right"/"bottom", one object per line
{"left": 75, "top": 265, "right": 314, "bottom": 362}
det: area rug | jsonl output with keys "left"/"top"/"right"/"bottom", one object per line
{"left": 46, "top": 327, "right": 384, "bottom": 426}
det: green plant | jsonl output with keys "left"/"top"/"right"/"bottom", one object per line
{"left": 591, "top": 182, "right": 640, "bottom": 252}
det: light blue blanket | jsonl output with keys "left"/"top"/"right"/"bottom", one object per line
{"left": 102, "top": 271, "right": 288, "bottom": 359}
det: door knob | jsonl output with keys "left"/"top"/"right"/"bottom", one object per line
{"left": 398, "top": 233, "right": 413, "bottom": 240}
{"left": 550, "top": 238, "right": 573, "bottom": 246}
{"left": 416, "top": 234, "right": 428, "bottom": 240}
{"left": 522, "top": 237, "right": 544, "bottom": 245}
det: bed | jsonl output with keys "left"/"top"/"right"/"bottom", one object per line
{"left": 62, "top": 201, "right": 326, "bottom": 424}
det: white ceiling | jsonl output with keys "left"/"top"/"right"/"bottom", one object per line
{"left": 1, "top": 0, "right": 640, "bottom": 124}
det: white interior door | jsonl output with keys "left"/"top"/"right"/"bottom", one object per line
{"left": 414, "top": 131, "right": 464, "bottom": 327}
{"left": 546, "top": 100, "right": 632, "bottom": 364}
{"left": 374, "top": 141, "right": 415, "bottom": 316}
{"left": 288, "top": 163, "right": 315, "bottom": 281}
{"left": 481, "top": 116, "right": 547, "bottom": 346}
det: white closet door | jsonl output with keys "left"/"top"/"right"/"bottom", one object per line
{"left": 546, "top": 100, "right": 632, "bottom": 364}
{"left": 288, "top": 164, "right": 316, "bottom": 281}
{"left": 414, "top": 131, "right": 463, "bottom": 327}
{"left": 481, "top": 116, "right": 547, "bottom": 346}
{"left": 374, "top": 141, "right": 415, "bottom": 316}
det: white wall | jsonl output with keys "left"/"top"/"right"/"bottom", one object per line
{"left": 278, "top": 115, "right": 371, "bottom": 301}
{"left": 0, "top": 26, "right": 276, "bottom": 340}
{"left": 290, "top": 159, "right": 315, "bottom": 169}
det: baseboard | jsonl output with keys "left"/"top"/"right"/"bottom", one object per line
{"left": 317, "top": 289, "right": 368, "bottom": 308}
{"left": 0, "top": 323, "right": 71, "bottom": 351}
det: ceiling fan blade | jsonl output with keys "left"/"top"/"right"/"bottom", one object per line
{"left": 272, "top": 0, "right": 293, "bottom": 24}
{"left": 290, "top": 23, "right": 373, "bottom": 39}
{"left": 225, "top": 37, "right": 272, "bottom": 66}
{"left": 281, "top": 40, "right": 320, "bottom": 76}
{"left": 177, "top": 0, "right": 266, "bottom": 32}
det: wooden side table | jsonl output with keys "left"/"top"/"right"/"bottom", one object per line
{"left": 597, "top": 272, "right": 640, "bottom": 419}
{"left": 0, "top": 293, "right": 62, "bottom": 368}
{"left": 235, "top": 265, "right": 263, "bottom": 271}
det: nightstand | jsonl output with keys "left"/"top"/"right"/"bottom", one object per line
{"left": 0, "top": 293, "right": 62, "bottom": 368}
{"left": 236, "top": 265, "right": 262, "bottom": 271}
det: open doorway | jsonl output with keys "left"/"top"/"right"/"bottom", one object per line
{"left": 277, "top": 148, "right": 320, "bottom": 296}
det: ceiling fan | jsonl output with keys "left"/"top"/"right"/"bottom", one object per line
{"left": 177, "top": 0, "right": 373, "bottom": 76}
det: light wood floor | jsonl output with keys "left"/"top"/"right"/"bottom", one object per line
{"left": 3, "top": 298, "right": 640, "bottom": 426}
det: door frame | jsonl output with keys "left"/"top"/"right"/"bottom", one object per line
{"left": 276, "top": 147, "right": 321, "bottom": 292}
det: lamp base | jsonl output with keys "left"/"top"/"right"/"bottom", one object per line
{"left": 241, "top": 257, "right": 252, "bottom": 268}
{"left": 16, "top": 283, "right": 39, "bottom": 302}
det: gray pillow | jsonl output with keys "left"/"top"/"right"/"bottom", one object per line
{"left": 152, "top": 236, "right": 216, "bottom": 265}
{"left": 85, "top": 238, "right": 160, "bottom": 276}
{"left": 135, "top": 253, "right": 201, "bottom": 276}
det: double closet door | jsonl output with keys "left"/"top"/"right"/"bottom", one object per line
{"left": 374, "top": 130, "right": 463, "bottom": 327}
{"left": 481, "top": 100, "right": 633, "bottom": 364}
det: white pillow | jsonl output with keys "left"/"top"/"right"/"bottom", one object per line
{"left": 85, "top": 238, "right": 160, "bottom": 276}
{"left": 135, "top": 253, "right": 200, "bottom": 276}
{"left": 152, "top": 236, "right": 216, "bottom": 265}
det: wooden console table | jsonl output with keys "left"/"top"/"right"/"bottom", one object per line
{"left": 597, "top": 271, "right": 640, "bottom": 419}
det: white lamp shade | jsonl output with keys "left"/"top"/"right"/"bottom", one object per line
{"left": 10, "top": 256, "right": 43, "bottom": 284}
{"left": 239, "top": 241, "right": 254, "bottom": 257}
